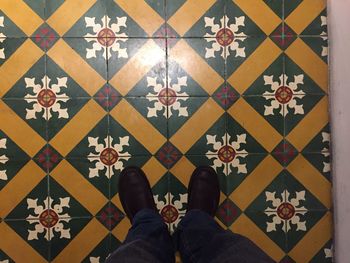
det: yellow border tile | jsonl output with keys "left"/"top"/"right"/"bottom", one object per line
{"left": 228, "top": 98, "right": 282, "bottom": 152}
{"left": 115, "top": 0, "right": 164, "bottom": 36}
{"left": 0, "top": 40, "right": 44, "bottom": 97}
{"left": 47, "top": 39, "right": 105, "bottom": 96}
{"left": 231, "top": 214, "right": 285, "bottom": 261}
{"left": 168, "top": 0, "right": 216, "bottom": 36}
{"left": 286, "top": 96, "right": 329, "bottom": 151}
{"left": 170, "top": 98, "right": 224, "bottom": 154}
{"left": 170, "top": 40, "right": 223, "bottom": 95}
{"left": 51, "top": 160, "right": 108, "bottom": 215}
{"left": 170, "top": 156, "right": 196, "bottom": 187}
{"left": 110, "top": 99, "right": 166, "bottom": 154}
{"left": 229, "top": 155, "right": 283, "bottom": 211}
{"left": 233, "top": 0, "right": 281, "bottom": 35}
{"left": 0, "top": 222, "right": 46, "bottom": 262}
{"left": 50, "top": 100, "right": 106, "bottom": 157}
{"left": 227, "top": 38, "right": 282, "bottom": 93}
{"left": 47, "top": 0, "right": 96, "bottom": 36}
{"left": 287, "top": 155, "right": 332, "bottom": 209}
{"left": 0, "top": 101, "right": 46, "bottom": 157}
{"left": 286, "top": 38, "right": 328, "bottom": 92}
{"left": 109, "top": 39, "right": 165, "bottom": 95}
{"left": 0, "top": 161, "right": 46, "bottom": 217}
{"left": 285, "top": 0, "right": 326, "bottom": 35}
{"left": 142, "top": 157, "right": 167, "bottom": 187}
{"left": 52, "top": 218, "right": 108, "bottom": 263}
{"left": 0, "top": 0, "right": 43, "bottom": 36}
{"left": 289, "top": 211, "right": 332, "bottom": 262}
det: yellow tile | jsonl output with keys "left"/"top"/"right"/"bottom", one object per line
{"left": 170, "top": 98, "right": 224, "bottom": 154}
{"left": 115, "top": 0, "right": 164, "bottom": 36}
{"left": 52, "top": 218, "right": 108, "bottom": 263}
{"left": 50, "top": 100, "right": 106, "bottom": 157}
{"left": 47, "top": 39, "right": 105, "bottom": 96}
{"left": 0, "top": 40, "right": 44, "bottom": 97}
{"left": 168, "top": 0, "right": 216, "bottom": 36}
{"left": 0, "top": 223, "right": 46, "bottom": 262}
{"left": 230, "top": 155, "right": 283, "bottom": 211}
{"left": 0, "top": 101, "right": 46, "bottom": 157}
{"left": 286, "top": 38, "right": 328, "bottom": 92}
{"left": 227, "top": 38, "right": 282, "bottom": 93}
{"left": 287, "top": 155, "right": 332, "bottom": 209}
{"left": 169, "top": 40, "right": 224, "bottom": 95}
{"left": 112, "top": 217, "right": 131, "bottom": 242}
{"left": 233, "top": 0, "right": 281, "bottom": 35}
{"left": 231, "top": 214, "right": 285, "bottom": 262}
{"left": 228, "top": 98, "right": 282, "bottom": 152}
{"left": 286, "top": 96, "right": 329, "bottom": 152}
{"left": 0, "top": 161, "right": 46, "bottom": 218}
{"left": 51, "top": 160, "right": 108, "bottom": 215}
{"left": 110, "top": 99, "right": 166, "bottom": 154}
{"left": 289, "top": 212, "right": 332, "bottom": 262}
{"left": 285, "top": 0, "right": 326, "bottom": 34}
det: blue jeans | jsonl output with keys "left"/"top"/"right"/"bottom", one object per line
{"left": 106, "top": 209, "right": 275, "bottom": 263}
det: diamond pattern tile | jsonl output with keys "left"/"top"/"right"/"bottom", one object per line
{"left": 0, "top": 0, "right": 331, "bottom": 262}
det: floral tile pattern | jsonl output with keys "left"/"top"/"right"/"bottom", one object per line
{"left": 0, "top": 0, "right": 331, "bottom": 262}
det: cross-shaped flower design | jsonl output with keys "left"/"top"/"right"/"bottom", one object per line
{"left": 84, "top": 15, "right": 128, "bottom": 60}
{"left": 263, "top": 74, "right": 305, "bottom": 116}
{"left": 88, "top": 136, "right": 130, "bottom": 179}
{"left": 206, "top": 133, "right": 248, "bottom": 175}
{"left": 24, "top": 76, "right": 69, "bottom": 120}
{"left": 264, "top": 190, "right": 307, "bottom": 233}
{"left": 204, "top": 15, "right": 247, "bottom": 59}
{"left": 26, "top": 196, "right": 71, "bottom": 241}
{"left": 0, "top": 137, "right": 8, "bottom": 181}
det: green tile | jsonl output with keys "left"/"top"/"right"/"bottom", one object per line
{"left": 263, "top": 0, "right": 283, "bottom": 19}
{"left": 45, "top": 0, "right": 65, "bottom": 20}
{"left": 23, "top": 0, "right": 45, "bottom": 19}
{"left": 284, "top": 0, "right": 303, "bottom": 18}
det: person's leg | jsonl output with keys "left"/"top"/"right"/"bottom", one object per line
{"left": 174, "top": 166, "right": 274, "bottom": 263}
{"left": 107, "top": 167, "right": 175, "bottom": 263}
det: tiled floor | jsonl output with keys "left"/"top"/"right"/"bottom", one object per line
{"left": 0, "top": 0, "right": 332, "bottom": 262}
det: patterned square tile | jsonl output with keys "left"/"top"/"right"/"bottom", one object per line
{"left": 285, "top": 211, "right": 331, "bottom": 260}
{"left": 108, "top": 38, "right": 165, "bottom": 95}
{"left": 2, "top": 219, "right": 50, "bottom": 260}
{"left": 0, "top": 3, "right": 43, "bottom": 37}
{"left": 167, "top": 0, "right": 224, "bottom": 37}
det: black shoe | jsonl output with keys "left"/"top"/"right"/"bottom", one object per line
{"left": 118, "top": 166, "right": 156, "bottom": 221}
{"left": 187, "top": 166, "right": 220, "bottom": 217}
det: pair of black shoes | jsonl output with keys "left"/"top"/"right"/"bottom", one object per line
{"left": 119, "top": 166, "right": 220, "bottom": 221}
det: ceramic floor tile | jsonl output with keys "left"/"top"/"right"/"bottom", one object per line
{"left": 0, "top": 0, "right": 331, "bottom": 262}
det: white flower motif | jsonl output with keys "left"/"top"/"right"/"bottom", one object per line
{"left": 324, "top": 245, "right": 333, "bottom": 259}
{"left": 206, "top": 133, "right": 248, "bottom": 175}
{"left": 265, "top": 190, "right": 307, "bottom": 233}
{"left": 88, "top": 136, "right": 130, "bottom": 179}
{"left": 84, "top": 15, "right": 128, "bottom": 60}
{"left": 321, "top": 16, "right": 328, "bottom": 57}
{"left": 146, "top": 76, "right": 189, "bottom": 118}
{"left": 263, "top": 74, "right": 305, "bottom": 116}
{"left": 26, "top": 196, "right": 71, "bottom": 241}
{"left": 24, "top": 76, "right": 69, "bottom": 120}
{"left": 0, "top": 16, "right": 6, "bottom": 59}
{"left": 322, "top": 132, "right": 331, "bottom": 173}
{"left": 0, "top": 137, "right": 9, "bottom": 181}
{"left": 154, "top": 193, "right": 187, "bottom": 233}
{"left": 204, "top": 15, "right": 247, "bottom": 59}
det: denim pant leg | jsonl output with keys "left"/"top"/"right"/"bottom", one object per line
{"left": 173, "top": 210, "right": 275, "bottom": 263}
{"left": 106, "top": 209, "right": 175, "bottom": 263}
